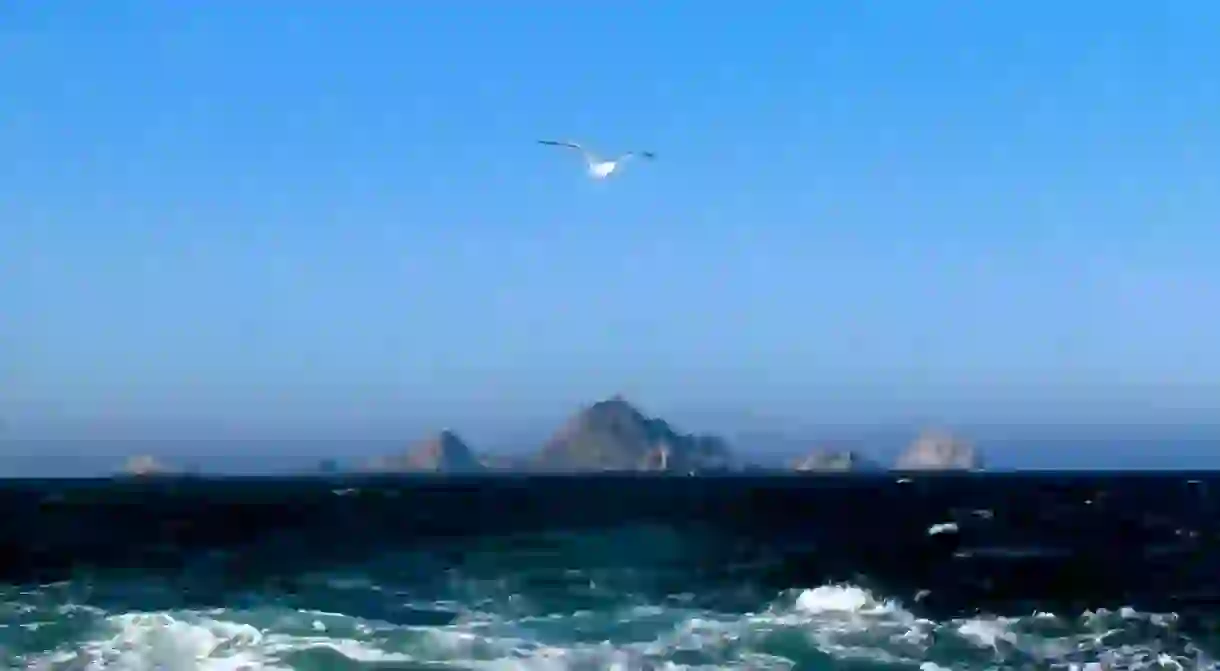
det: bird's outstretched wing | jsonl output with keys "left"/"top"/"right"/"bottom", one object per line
{"left": 614, "top": 150, "right": 657, "bottom": 162}
{"left": 538, "top": 139, "right": 584, "bottom": 151}
{"left": 538, "top": 139, "right": 598, "bottom": 164}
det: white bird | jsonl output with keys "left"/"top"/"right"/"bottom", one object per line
{"left": 537, "top": 140, "right": 656, "bottom": 179}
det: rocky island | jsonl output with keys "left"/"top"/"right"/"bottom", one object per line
{"left": 104, "top": 397, "right": 985, "bottom": 477}
{"left": 893, "top": 428, "right": 983, "bottom": 471}
{"left": 117, "top": 454, "right": 177, "bottom": 477}
{"left": 364, "top": 429, "right": 486, "bottom": 474}
{"left": 349, "top": 397, "right": 986, "bottom": 475}
{"left": 535, "top": 396, "right": 735, "bottom": 473}
{"left": 790, "top": 449, "right": 880, "bottom": 472}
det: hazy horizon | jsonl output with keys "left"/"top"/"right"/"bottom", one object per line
{"left": 3, "top": 405, "right": 1219, "bottom": 476}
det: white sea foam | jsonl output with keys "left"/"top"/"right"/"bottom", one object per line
{"left": 927, "top": 522, "right": 959, "bottom": 535}
{"left": 8, "top": 583, "right": 1219, "bottom": 670}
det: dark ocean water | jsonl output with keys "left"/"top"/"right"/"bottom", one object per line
{"left": 2, "top": 473, "right": 1219, "bottom": 669}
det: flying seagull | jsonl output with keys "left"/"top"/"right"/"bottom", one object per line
{"left": 537, "top": 140, "right": 656, "bottom": 179}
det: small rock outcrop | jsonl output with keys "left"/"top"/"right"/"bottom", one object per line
{"left": 791, "top": 449, "right": 878, "bottom": 472}
{"left": 119, "top": 455, "right": 175, "bottom": 477}
{"left": 534, "top": 396, "right": 734, "bottom": 473}
{"left": 366, "top": 430, "right": 485, "bottom": 474}
{"left": 894, "top": 429, "right": 983, "bottom": 471}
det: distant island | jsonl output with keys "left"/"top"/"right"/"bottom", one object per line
{"left": 117, "top": 396, "right": 984, "bottom": 476}
{"left": 360, "top": 429, "right": 486, "bottom": 474}
{"left": 790, "top": 449, "right": 882, "bottom": 473}
{"left": 118, "top": 454, "right": 178, "bottom": 478}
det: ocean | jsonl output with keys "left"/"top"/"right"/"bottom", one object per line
{"left": 1, "top": 473, "right": 1218, "bottom": 670}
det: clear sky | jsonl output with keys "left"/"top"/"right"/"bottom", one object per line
{"left": 2, "top": 2, "right": 1219, "bottom": 447}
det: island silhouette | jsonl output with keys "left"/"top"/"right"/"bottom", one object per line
{"left": 119, "top": 396, "right": 983, "bottom": 477}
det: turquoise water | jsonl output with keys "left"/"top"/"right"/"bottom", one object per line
{"left": 2, "top": 475, "right": 1218, "bottom": 669}
{"left": 3, "top": 564, "right": 1207, "bottom": 669}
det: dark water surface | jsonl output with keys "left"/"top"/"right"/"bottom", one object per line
{"left": 2, "top": 473, "right": 1218, "bottom": 669}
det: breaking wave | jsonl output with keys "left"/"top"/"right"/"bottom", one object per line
{"left": 7, "top": 582, "right": 1212, "bottom": 670}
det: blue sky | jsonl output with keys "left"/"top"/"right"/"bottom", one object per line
{"left": 2, "top": 2, "right": 1219, "bottom": 448}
